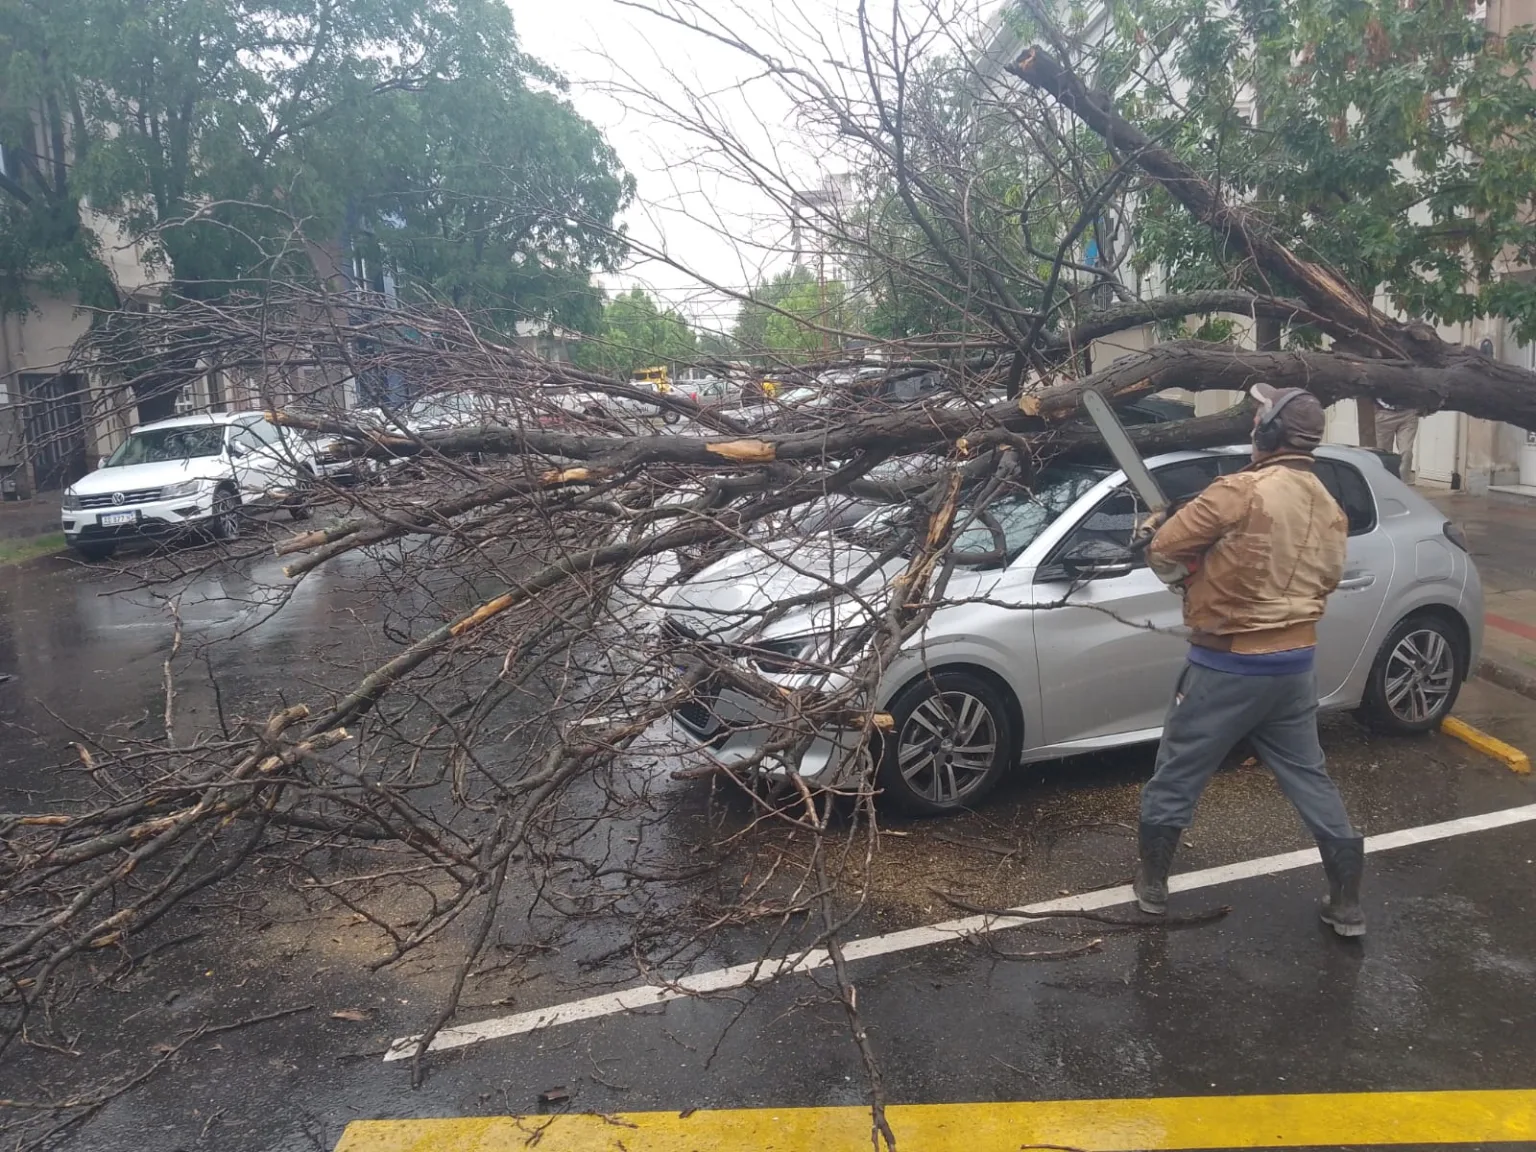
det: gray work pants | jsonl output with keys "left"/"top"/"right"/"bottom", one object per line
{"left": 1375, "top": 407, "right": 1419, "bottom": 482}
{"left": 1141, "top": 662, "right": 1357, "bottom": 839}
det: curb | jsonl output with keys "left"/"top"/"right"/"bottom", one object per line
{"left": 1475, "top": 656, "right": 1536, "bottom": 703}
{"left": 1441, "top": 716, "right": 1532, "bottom": 775}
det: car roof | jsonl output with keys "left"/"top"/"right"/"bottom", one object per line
{"left": 1139, "top": 443, "right": 1389, "bottom": 470}
{"left": 129, "top": 411, "right": 265, "bottom": 433}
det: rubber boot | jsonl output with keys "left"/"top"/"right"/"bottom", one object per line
{"left": 1134, "top": 823, "right": 1182, "bottom": 915}
{"left": 1317, "top": 835, "right": 1366, "bottom": 938}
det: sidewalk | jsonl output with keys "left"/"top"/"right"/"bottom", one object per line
{"left": 1425, "top": 490, "right": 1536, "bottom": 698}
{"left": 0, "top": 493, "right": 61, "bottom": 541}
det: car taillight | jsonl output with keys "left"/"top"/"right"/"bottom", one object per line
{"left": 1443, "top": 521, "right": 1470, "bottom": 552}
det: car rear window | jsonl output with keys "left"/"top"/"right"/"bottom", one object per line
{"left": 1312, "top": 459, "right": 1377, "bottom": 535}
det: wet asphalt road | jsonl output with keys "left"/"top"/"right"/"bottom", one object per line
{"left": 3, "top": 545, "right": 1535, "bottom": 1151}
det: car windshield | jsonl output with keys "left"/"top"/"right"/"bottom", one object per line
{"left": 844, "top": 464, "right": 1108, "bottom": 564}
{"left": 409, "top": 393, "right": 489, "bottom": 423}
{"left": 106, "top": 426, "right": 226, "bottom": 467}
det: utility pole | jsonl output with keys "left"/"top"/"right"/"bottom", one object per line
{"left": 792, "top": 178, "right": 846, "bottom": 358}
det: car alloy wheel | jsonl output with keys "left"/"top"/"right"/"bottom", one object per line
{"left": 895, "top": 689, "right": 1001, "bottom": 807}
{"left": 1359, "top": 613, "right": 1464, "bottom": 735}
{"left": 211, "top": 490, "right": 240, "bottom": 541}
{"left": 1382, "top": 626, "right": 1457, "bottom": 726}
{"left": 288, "top": 468, "right": 315, "bottom": 520}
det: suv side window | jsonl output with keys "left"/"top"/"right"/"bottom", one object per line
{"left": 228, "top": 422, "right": 263, "bottom": 452}
{"left": 1312, "top": 459, "right": 1377, "bottom": 535}
{"left": 250, "top": 417, "right": 282, "bottom": 446}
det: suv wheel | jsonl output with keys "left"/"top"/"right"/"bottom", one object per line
{"left": 878, "top": 670, "right": 1017, "bottom": 815}
{"left": 210, "top": 488, "right": 241, "bottom": 542}
{"left": 1358, "top": 613, "right": 1465, "bottom": 734}
{"left": 287, "top": 468, "right": 314, "bottom": 521}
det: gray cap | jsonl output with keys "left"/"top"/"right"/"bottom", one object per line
{"left": 1250, "top": 383, "right": 1325, "bottom": 450}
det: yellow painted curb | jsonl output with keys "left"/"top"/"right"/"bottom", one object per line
{"left": 1442, "top": 716, "right": 1532, "bottom": 774}
{"left": 334, "top": 1088, "right": 1536, "bottom": 1151}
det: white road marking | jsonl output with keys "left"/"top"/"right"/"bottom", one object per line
{"left": 384, "top": 801, "right": 1536, "bottom": 1061}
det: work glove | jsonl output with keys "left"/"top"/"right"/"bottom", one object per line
{"left": 1130, "top": 508, "right": 1167, "bottom": 553}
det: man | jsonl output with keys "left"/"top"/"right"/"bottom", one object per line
{"left": 1135, "top": 383, "right": 1365, "bottom": 938}
{"left": 1375, "top": 399, "right": 1422, "bottom": 484}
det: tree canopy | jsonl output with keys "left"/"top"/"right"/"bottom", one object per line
{"left": 0, "top": 0, "right": 632, "bottom": 328}
{"left": 1070, "top": 0, "right": 1536, "bottom": 341}
{"left": 730, "top": 266, "right": 852, "bottom": 361}
{"left": 573, "top": 286, "right": 697, "bottom": 376}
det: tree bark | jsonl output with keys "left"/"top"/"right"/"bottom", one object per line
{"left": 278, "top": 339, "right": 1536, "bottom": 482}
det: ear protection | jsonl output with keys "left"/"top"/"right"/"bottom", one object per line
{"left": 1253, "top": 388, "right": 1302, "bottom": 452}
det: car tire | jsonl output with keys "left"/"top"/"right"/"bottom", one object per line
{"left": 210, "top": 488, "right": 241, "bottom": 542}
{"left": 1357, "top": 613, "right": 1465, "bottom": 735}
{"left": 287, "top": 468, "right": 314, "bottom": 521}
{"left": 74, "top": 543, "right": 116, "bottom": 563}
{"left": 661, "top": 408, "right": 681, "bottom": 426}
{"left": 877, "top": 670, "right": 1017, "bottom": 816}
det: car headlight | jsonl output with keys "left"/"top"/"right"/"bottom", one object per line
{"left": 62, "top": 490, "right": 81, "bottom": 510}
{"left": 745, "top": 634, "right": 826, "bottom": 674}
{"left": 161, "top": 478, "right": 206, "bottom": 499}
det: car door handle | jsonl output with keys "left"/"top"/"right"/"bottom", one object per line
{"left": 1337, "top": 573, "right": 1376, "bottom": 591}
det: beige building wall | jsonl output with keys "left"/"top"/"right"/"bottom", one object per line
{"left": 0, "top": 207, "right": 155, "bottom": 492}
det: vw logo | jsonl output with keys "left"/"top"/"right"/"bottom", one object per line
{"left": 111, "top": 492, "right": 126, "bottom": 505}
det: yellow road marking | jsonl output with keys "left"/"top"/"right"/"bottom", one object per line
{"left": 1442, "top": 716, "right": 1532, "bottom": 774}
{"left": 335, "top": 1088, "right": 1536, "bottom": 1151}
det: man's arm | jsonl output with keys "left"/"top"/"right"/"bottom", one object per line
{"left": 1146, "top": 478, "right": 1249, "bottom": 586}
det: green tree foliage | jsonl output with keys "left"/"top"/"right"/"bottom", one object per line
{"left": 1084, "top": 0, "right": 1536, "bottom": 339}
{"left": 731, "top": 266, "right": 850, "bottom": 360}
{"left": 574, "top": 287, "right": 696, "bottom": 377}
{"left": 837, "top": 55, "right": 1115, "bottom": 349}
{"left": 0, "top": 0, "right": 631, "bottom": 328}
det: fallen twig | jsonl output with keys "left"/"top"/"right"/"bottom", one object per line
{"left": 931, "top": 888, "right": 1231, "bottom": 929}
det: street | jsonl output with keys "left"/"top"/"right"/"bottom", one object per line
{"left": 10, "top": 0, "right": 1536, "bottom": 1143}
{"left": 2, "top": 546, "right": 1534, "bottom": 1151}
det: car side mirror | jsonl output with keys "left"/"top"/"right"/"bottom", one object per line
{"left": 97, "top": 456, "right": 107, "bottom": 470}
{"left": 1061, "top": 539, "right": 1136, "bottom": 580}
{"left": 227, "top": 442, "right": 246, "bottom": 459}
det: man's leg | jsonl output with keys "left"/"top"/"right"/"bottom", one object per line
{"left": 1137, "top": 663, "right": 1269, "bottom": 913}
{"left": 1376, "top": 409, "right": 1417, "bottom": 482}
{"left": 1248, "top": 671, "right": 1365, "bottom": 937}
{"left": 1395, "top": 414, "right": 1419, "bottom": 483}
{"left": 1374, "top": 407, "right": 1400, "bottom": 455}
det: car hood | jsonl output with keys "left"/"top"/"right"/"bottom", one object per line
{"left": 71, "top": 458, "right": 228, "bottom": 494}
{"left": 663, "top": 537, "right": 903, "bottom": 643}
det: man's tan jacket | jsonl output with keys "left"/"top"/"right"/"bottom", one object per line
{"left": 1147, "top": 453, "right": 1348, "bottom": 655}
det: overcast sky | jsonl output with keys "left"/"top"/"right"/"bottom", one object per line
{"left": 510, "top": 0, "right": 993, "bottom": 332}
{"left": 511, "top": 0, "right": 800, "bottom": 331}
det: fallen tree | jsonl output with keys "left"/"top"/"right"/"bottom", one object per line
{"left": 6, "top": 0, "right": 1536, "bottom": 1146}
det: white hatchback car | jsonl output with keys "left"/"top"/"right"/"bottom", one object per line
{"left": 61, "top": 412, "right": 315, "bottom": 560}
{"left": 662, "top": 446, "right": 1484, "bottom": 814}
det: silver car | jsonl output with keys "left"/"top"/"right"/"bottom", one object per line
{"left": 661, "top": 445, "right": 1483, "bottom": 814}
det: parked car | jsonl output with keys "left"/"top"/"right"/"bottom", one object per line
{"left": 406, "top": 390, "right": 510, "bottom": 432}
{"left": 660, "top": 445, "right": 1482, "bottom": 814}
{"left": 729, "top": 385, "right": 822, "bottom": 428}
{"left": 61, "top": 412, "right": 317, "bottom": 561}
{"left": 301, "top": 407, "right": 408, "bottom": 483}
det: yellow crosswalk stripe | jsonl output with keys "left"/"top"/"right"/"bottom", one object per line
{"left": 335, "top": 1088, "right": 1536, "bottom": 1150}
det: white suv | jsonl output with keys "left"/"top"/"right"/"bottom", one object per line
{"left": 62, "top": 412, "right": 315, "bottom": 561}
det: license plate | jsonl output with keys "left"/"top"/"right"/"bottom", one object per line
{"left": 99, "top": 511, "right": 137, "bottom": 527}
